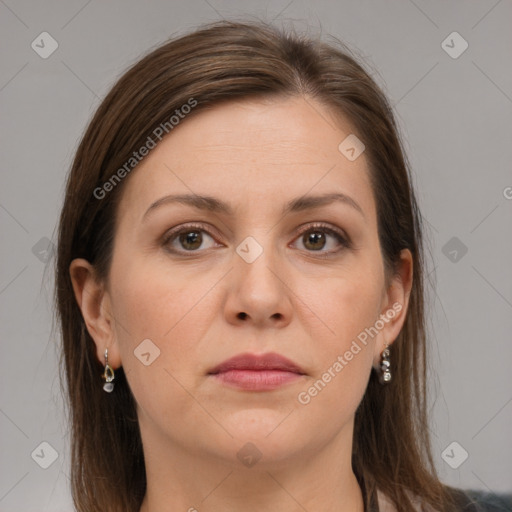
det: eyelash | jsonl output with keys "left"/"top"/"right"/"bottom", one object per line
{"left": 162, "top": 222, "right": 351, "bottom": 257}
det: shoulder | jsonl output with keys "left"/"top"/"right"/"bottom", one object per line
{"left": 446, "top": 487, "right": 512, "bottom": 512}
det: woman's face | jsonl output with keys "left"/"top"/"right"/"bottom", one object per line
{"left": 72, "top": 95, "right": 411, "bottom": 467}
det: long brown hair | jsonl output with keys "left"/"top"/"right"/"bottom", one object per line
{"left": 55, "top": 20, "right": 460, "bottom": 512}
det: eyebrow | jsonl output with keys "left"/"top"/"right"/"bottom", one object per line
{"left": 142, "top": 192, "right": 365, "bottom": 221}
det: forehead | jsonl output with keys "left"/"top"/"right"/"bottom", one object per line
{"left": 116, "top": 96, "right": 376, "bottom": 224}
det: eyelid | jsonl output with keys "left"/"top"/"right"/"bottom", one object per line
{"left": 294, "top": 221, "right": 349, "bottom": 241}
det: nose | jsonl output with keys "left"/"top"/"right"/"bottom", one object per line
{"left": 223, "top": 236, "right": 293, "bottom": 329}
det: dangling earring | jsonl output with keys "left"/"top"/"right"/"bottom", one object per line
{"left": 102, "top": 348, "right": 115, "bottom": 393}
{"left": 379, "top": 344, "right": 391, "bottom": 384}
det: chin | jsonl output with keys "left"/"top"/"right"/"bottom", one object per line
{"left": 223, "top": 414, "right": 309, "bottom": 460}
{"left": 225, "top": 408, "right": 295, "bottom": 436}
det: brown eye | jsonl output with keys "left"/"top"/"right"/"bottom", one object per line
{"left": 303, "top": 231, "right": 327, "bottom": 251}
{"left": 178, "top": 230, "right": 203, "bottom": 250}
{"left": 292, "top": 224, "right": 350, "bottom": 255}
{"left": 163, "top": 224, "right": 219, "bottom": 253}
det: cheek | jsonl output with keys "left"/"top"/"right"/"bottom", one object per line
{"left": 311, "top": 265, "right": 384, "bottom": 349}
{"left": 293, "top": 278, "right": 380, "bottom": 432}
{"left": 120, "top": 283, "right": 178, "bottom": 337}
{"left": 110, "top": 246, "right": 211, "bottom": 335}
{"left": 109, "top": 253, "right": 225, "bottom": 385}
{"left": 108, "top": 258, "right": 215, "bottom": 432}
{"left": 296, "top": 261, "right": 383, "bottom": 399}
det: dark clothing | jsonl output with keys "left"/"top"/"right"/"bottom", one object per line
{"left": 363, "top": 483, "right": 512, "bottom": 511}
{"left": 455, "top": 489, "right": 512, "bottom": 511}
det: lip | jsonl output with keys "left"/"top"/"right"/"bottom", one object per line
{"left": 208, "top": 352, "right": 306, "bottom": 391}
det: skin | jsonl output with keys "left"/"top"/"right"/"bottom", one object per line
{"left": 70, "top": 95, "right": 413, "bottom": 512}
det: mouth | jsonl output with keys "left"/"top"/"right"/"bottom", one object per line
{"left": 207, "top": 352, "right": 306, "bottom": 391}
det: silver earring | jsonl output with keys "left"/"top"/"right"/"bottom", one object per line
{"left": 102, "top": 348, "right": 115, "bottom": 393}
{"left": 379, "top": 344, "right": 391, "bottom": 384}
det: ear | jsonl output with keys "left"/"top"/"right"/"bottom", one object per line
{"left": 372, "top": 248, "right": 413, "bottom": 368}
{"left": 69, "top": 258, "right": 122, "bottom": 369}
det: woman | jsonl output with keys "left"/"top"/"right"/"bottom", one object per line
{"left": 55, "top": 20, "right": 493, "bottom": 512}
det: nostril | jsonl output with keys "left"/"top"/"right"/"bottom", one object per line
{"left": 238, "top": 312, "right": 248, "bottom": 320}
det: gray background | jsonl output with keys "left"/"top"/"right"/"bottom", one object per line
{"left": 1, "top": 1, "right": 511, "bottom": 510}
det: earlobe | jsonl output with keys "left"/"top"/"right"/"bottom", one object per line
{"left": 69, "top": 258, "right": 122, "bottom": 368}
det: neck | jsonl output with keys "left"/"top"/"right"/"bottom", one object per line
{"left": 138, "top": 417, "right": 365, "bottom": 512}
